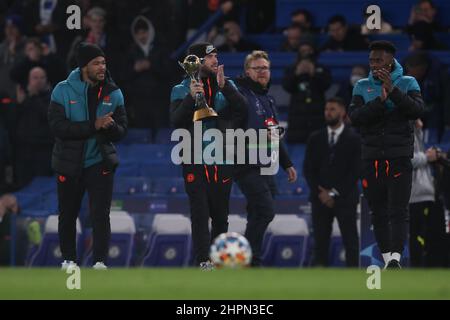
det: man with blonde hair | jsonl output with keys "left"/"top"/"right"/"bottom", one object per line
{"left": 234, "top": 50, "right": 297, "bottom": 266}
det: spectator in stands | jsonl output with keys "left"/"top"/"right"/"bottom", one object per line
{"left": 124, "top": 15, "right": 172, "bottom": 134}
{"left": 304, "top": 97, "right": 361, "bottom": 267}
{"left": 0, "top": 15, "right": 24, "bottom": 192}
{"left": 234, "top": 50, "right": 297, "bottom": 266}
{"left": 242, "top": 1, "right": 275, "bottom": 33}
{"left": 14, "top": 67, "right": 53, "bottom": 188}
{"left": 349, "top": 41, "right": 424, "bottom": 268}
{"left": 110, "top": 1, "right": 180, "bottom": 52}
{"left": 10, "top": 37, "right": 66, "bottom": 90}
{"left": 186, "top": 0, "right": 235, "bottom": 43}
{"left": 404, "top": 51, "right": 449, "bottom": 140}
{"left": 0, "top": 15, "right": 26, "bottom": 99}
{"left": 361, "top": 6, "right": 393, "bottom": 35}
{"left": 407, "top": 21, "right": 448, "bottom": 51}
{"left": 291, "top": 8, "right": 315, "bottom": 33}
{"left": 297, "top": 39, "right": 317, "bottom": 60}
{"left": 217, "top": 21, "right": 260, "bottom": 53}
{"left": 321, "top": 15, "right": 368, "bottom": 52}
{"left": 409, "top": 118, "right": 447, "bottom": 267}
{"left": 0, "top": 193, "right": 19, "bottom": 265}
{"left": 48, "top": 43, "right": 128, "bottom": 270}
{"left": 14, "top": 0, "right": 57, "bottom": 52}
{"left": 282, "top": 45, "right": 332, "bottom": 143}
{"left": 336, "top": 64, "right": 369, "bottom": 107}
{"left": 15, "top": 0, "right": 80, "bottom": 58}
{"left": 66, "top": 7, "right": 121, "bottom": 78}
{"left": 280, "top": 23, "right": 309, "bottom": 52}
{"left": 408, "top": 0, "right": 444, "bottom": 33}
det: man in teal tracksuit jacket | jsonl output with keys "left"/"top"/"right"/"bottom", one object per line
{"left": 170, "top": 42, "right": 247, "bottom": 269}
{"left": 349, "top": 41, "right": 424, "bottom": 268}
{"left": 48, "top": 43, "right": 127, "bottom": 269}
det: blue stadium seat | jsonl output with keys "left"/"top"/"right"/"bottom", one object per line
{"left": 115, "top": 144, "right": 130, "bottom": 158}
{"left": 28, "top": 215, "right": 81, "bottom": 267}
{"left": 227, "top": 214, "right": 247, "bottom": 236}
{"left": 41, "top": 193, "right": 58, "bottom": 213}
{"left": 276, "top": 177, "right": 308, "bottom": 196}
{"left": 231, "top": 183, "right": 244, "bottom": 197}
{"left": 20, "top": 177, "right": 56, "bottom": 194}
{"left": 139, "top": 163, "right": 181, "bottom": 178}
{"left": 286, "top": 144, "right": 306, "bottom": 157}
{"left": 14, "top": 192, "right": 43, "bottom": 210}
{"left": 440, "top": 128, "right": 450, "bottom": 145}
{"left": 154, "top": 128, "right": 175, "bottom": 144}
{"left": 125, "top": 144, "right": 172, "bottom": 163}
{"left": 115, "top": 161, "right": 140, "bottom": 177}
{"left": 141, "top": 214, "right": 192, "bottom": 267}
{"left": 83, "top": 211, "right": 136, "bottom": 267}
{"left": 119, "top": 128, "right": 152, "bottom": 145}
{"left": 261, "top": 214, "right": 310, "bottom": 267}
{"left": 423, "top": 127, "right": 440, "bottom": 145}
{"left": 20, "top": 209, "right": 54, "bottom": 218}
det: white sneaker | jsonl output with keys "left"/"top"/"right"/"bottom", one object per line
{"left": 61, "top": 260, "right": 77, "bottom": 271}
{"left": 93, "top": 262, "right": 108, "bottom": 270}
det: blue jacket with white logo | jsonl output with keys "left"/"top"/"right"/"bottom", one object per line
{"left": 48, "top": 68, "right": 127, "bottom": 176}
{"left": 349, "top": 59, "right": 424, "bottom": 160}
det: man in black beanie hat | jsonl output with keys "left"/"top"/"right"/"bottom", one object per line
{"left": 48, "top": 42, "right": 127, "bottom": 270}
{"left": 170, "top": 42, "right": 247, "bottom": 270}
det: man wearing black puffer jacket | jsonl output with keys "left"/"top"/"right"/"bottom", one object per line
{"left": 349, "top": 41, "right": 424, "bottom": 269}
{"left": 48, "top": 43, "right": 127, "bottom": 270}
{"left": 170, "top": 42, "right": 247, "bottom": 270}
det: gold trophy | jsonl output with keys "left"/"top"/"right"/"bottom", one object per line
{"left": 179, "top": 54, "right": 218, "bottom": 122}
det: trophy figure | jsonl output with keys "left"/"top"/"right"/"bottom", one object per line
{"left": 179, "top": 54, "right": 218, "bottom": 122}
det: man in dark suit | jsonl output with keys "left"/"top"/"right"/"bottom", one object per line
{"left": 303, "top": 97, "right": 361, "bottom": 267}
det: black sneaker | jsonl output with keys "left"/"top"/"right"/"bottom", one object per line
{"left": 386, "top": 259, "right": 402, "bottom": 269}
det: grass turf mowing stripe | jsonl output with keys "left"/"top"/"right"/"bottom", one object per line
{"left": 0, "top": 268, "right": 449, "bottom": 300}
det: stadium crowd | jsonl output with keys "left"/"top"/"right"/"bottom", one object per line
{"left": 0, "top": 0, "right": 449, "bottom": 267}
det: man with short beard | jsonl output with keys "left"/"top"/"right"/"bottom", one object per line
{"left": 170, "top": 42, "right": 246, "bottom": 270}
{"left": 15, "top": 67, "right": 53, "bottom": 188}
{"left": 304, "top": 97, "right": 361, "bottom": 267}
{"left": 48, "top": 43, "right": 127, "bottom": 270}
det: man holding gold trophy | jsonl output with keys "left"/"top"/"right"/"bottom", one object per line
{"left": 170, "top": 42, "right": 247, "bottom": 270}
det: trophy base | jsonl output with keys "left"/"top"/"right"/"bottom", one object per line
{"left": 193, "top": 107, "right": 218, "bottom": 122}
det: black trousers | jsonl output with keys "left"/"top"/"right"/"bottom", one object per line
{"left": 311, "top": 200, "right": 359, "bottom": 267}
{"left": 183, "top": 164, "right": 233, "bottom": 265}
{"left": 409, "top": 200, "right": 448, "bottom": 267}
{"left": 15, "top": 143, "right": 53, "bottom": 188}
{"left": 235, "top": 166, "right": 277, "bottom": 266}
{"left": 57, "top": 162, "right": 114, "bottom": 263}
{"left": 362, "top": 158, "right": 412, "bottom": 255}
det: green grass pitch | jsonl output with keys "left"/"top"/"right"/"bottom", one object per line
{"left": 0, "top": 268, "right": 449, "bottom": 300}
